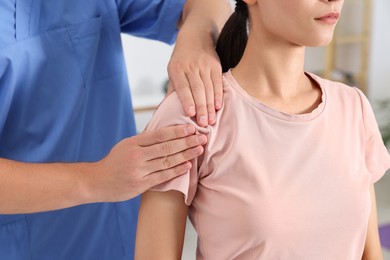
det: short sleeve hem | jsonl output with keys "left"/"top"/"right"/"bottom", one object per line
{"left": 354, "top": 88, "right": 390, "bottom": 184}
{"left": 370, "top": 160, "right": 390, "bottom": 184}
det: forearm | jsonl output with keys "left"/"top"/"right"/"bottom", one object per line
{"left": 178, "top": 0, "right": 232, "bottom": 47}
{"left": 0, "top": 158, "right": 95, "bottom": 214}
{"left": 0, "top": 126, "right": 207, "bottom": 214}
{"left": 362, "top": 184, "right": 383, "bottom": 260}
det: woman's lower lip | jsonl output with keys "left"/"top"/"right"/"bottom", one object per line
{"left": 315, "top": 17, "right": 338, "bottom": 25}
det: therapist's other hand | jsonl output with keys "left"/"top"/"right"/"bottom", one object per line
{"left": 168, "top": 33, "right": 223, "bottom": 127}
{"left": 90, "top": 125, "right": 206, "bottom": 202}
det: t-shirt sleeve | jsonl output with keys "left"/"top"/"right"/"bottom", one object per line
{"left": 115, "top": 0, "right": 185, "bottom": 44}
{"left": 356, "top": 88, "right": 390, "bottom": 183}
{"left": 145, "top": 92, "right": 208, "bottom": 205}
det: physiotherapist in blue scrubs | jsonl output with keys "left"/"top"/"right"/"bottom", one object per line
{"left": 0, "top": 0, "right": 231, "bottom": 259}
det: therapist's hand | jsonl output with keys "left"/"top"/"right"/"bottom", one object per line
{"left": 168, "top": 37, "right": 223, "bottom": 127}
{"left": 90, "top": 125, "right": 206, "bottom": 202}
{"left": 167, "top": 0, "right": 231, "bottom": 127}
{"left": 168, "top": 42, "right": 223, "bottom": 127}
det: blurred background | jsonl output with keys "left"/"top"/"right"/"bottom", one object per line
{"left": 122, "top": 0, "right": 390, "bottom": 258}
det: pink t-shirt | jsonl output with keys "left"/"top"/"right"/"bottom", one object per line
{"left": 146, "top": 71, "right": 390, "bottom": 259}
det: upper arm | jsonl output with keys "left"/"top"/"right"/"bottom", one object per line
{"left": 362, "top": 184, "right": 383, "bottom": 260}
{"left": 135, "top": 190, "right": 188, "bottom": 260}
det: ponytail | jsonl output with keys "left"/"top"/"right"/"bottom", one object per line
{"left": 216, "top": 0, "right": 249, "bottom": 72}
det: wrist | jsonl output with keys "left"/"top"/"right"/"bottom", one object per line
{"left": 176, "top": 20, "right": 219, "bottom": 49}
{"left": 74, "top": 161, "right": 106, "bottom": 204}
{"left": 174, "top": 29, "right": 217, "bottom": 59}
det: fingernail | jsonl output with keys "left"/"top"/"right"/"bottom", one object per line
{"left": 208, "top": 113, "right": 215, "bottom": 123}
{"left": 197, "top": 135, "right": 206, "bottom": 144}
{"left": 180, "top": 162, "right": 192, "bottom": 172}
{"left": 215, "top": 100, "right": 221, "bottom": 110}
{"left": 188, "top": 106, "right": 196, "bottom": 116}
{"left": 199, "top": 116, "right": 207, "bottom": 126}
{"left": 193, "top": 146, "right": 203, "bottom": 155}
{"left": 185, "top": 126, "right": 194, "bottom": 135}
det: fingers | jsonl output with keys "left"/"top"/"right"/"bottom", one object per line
{"left": 170, "top": 67, "right": 223, "bottom": 127}
{"left": 200, "top": 70, "right": 216, "bottom": 125}
{"left": 186, "top": 71, "right": 209, "bottom": 126}
{"left": 211, "top": 68, "right": 223, "bottom": 111}
{"left": 143, "top": 134, "right": 207, "bottom": 161}
{"left": 169, "top": 69, "right": 196, "bottom": 117}
{"left": 145, "top": 145, "right": 204, "bottom": 175}
{"left": 146, "top": 162, "right": 192, "bottom": 187}
{"left": 136, "top": 125, "right": 196, "bottom": 147}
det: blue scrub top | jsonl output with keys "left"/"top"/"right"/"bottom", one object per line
{"left": 0, "top": 0, "right": 184, "bottom": 259}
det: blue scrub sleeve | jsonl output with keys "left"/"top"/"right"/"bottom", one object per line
{"left": 115, "top": 0, "right": 186, "bottom": 44}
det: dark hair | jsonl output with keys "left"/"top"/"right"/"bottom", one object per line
{"left": 216, "top": 0, "right": 249, "bottom": 72}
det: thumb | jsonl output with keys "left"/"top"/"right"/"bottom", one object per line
{"left": 166, "top": 81, "right": 174, "bottom": 96}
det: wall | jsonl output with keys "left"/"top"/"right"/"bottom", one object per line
{"left": 121, "top": 35, "right": 174, "bottom": 132}
{"left": 369, "top": 0, "right": 390, "bottom": 100}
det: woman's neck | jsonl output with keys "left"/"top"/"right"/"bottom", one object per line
{"left": 231, "top": 34, "right": 322, "bottom": 115}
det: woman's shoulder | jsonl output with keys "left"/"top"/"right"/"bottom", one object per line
{"left": 155, "top": 92, "right": 187, "bottom": 119}
{"left": 308, "top": 73, "right": 375, "bottom": 125}
{"left": 307, "top": 72, "right": 364, "bottom": 104}
{"left": 147, "top": 92, "right": 195, "bottom": 130}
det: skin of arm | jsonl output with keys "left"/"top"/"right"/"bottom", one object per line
{"left": 168, "top": 0, "right": 232, "bottom": 127}
{"left": 0, "top": 125, "right": 206, "bottom": 214}
{"left": 362, "top": 184, "right": 384, "bottom": 260}
{"left": 135, "top": 190, "right": 188, "bottom": 260}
